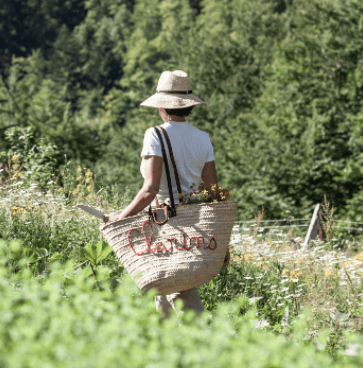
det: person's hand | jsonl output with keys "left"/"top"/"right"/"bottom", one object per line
{"left": 103, "top": 212, "right": 122, "bottom": 223}
{"left": 221, "top": 249, "right": 230, "bottom": 271}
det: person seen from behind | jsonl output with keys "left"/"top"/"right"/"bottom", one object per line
{"left": 105, "top": 70, "right": 230, "bottom": 317}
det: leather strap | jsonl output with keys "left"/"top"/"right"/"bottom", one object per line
{"left": 154, "top": 127, "right": 176, "bottom": 211}
{"left": 158, "top": 126, "right": 182, "bottom": 198}
{"left": 152, "top": 206, "right": 169, "bottom": 225}
{"left": 148, "top": 127, "right": 177, "bottom": 225}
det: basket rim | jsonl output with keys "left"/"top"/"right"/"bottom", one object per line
{"left": 101, "top": 200, "right": 238, "bottom": 231}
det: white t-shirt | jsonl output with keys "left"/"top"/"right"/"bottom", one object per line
{"left": 140, "top": 121, "right": 214, "bottom": 206}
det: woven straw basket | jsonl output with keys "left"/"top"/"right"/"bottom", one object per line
{"left": 101, "top": 200, "right": 238, "bottom": 295}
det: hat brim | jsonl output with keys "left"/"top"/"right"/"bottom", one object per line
{"left": 140, "top": 92, "right": 207, "bottom": 109}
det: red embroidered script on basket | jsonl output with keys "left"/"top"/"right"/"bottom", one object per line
{"left": 127, "top": 221, "right": 217, "bottom": 256}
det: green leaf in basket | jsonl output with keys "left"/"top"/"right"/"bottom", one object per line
{"left": 82, "top": 240, "right": 113, "bottom": 265}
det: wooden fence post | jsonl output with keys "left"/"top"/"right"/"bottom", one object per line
{"left": 302, "top": 203, "right": 321, "bottom": 250}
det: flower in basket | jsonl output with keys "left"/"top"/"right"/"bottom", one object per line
{"left": 178, "top": 182, "right": 231, "bottom": 205}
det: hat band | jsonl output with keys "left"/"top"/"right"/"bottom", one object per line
{"left": 157, "top": 90, "right": 193, "bottom": 95}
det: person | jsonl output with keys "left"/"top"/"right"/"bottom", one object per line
{"left": 105, "top": 70, "right": 230, "bottom": 317}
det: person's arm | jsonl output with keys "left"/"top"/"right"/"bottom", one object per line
{"left": 201, "top": 161, "right": 218, "bottom": 189}
{"left": 105, "top": 155, "right": 162, "bottom": 222}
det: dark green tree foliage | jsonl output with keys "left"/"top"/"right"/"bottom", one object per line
{"left": 0, "top": 58, "right": 110, "bottom": 168}
{"left": 228, "top": 0, "right": 363, "bottom": 219}
{"left": 2, "top": 0, "right": 363, "bottom": 220}
{"left": 0, "top": 0, "right": 87, "bottom": 79}
{"left": 35, "top": 0, "right": 134, "bottom": 115}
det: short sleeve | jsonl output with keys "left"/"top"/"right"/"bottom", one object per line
{"left": 140, "top": 128, "right": 163, "bottom": 157}
{"left": 205, "top": 134, "right": 215, "bottom": 163}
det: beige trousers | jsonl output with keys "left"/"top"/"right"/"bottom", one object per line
{"left": 155, "top": 289, "right": 204, "bottom": 317}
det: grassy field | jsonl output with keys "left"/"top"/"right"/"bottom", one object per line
{"left": 1, "top": 152, "right": 363, "bottom": 366}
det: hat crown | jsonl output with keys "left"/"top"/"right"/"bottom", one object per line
{"left": 157, "top": 70, "right": 192, "bottom": 92}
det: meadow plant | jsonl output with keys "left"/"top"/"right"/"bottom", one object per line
{"left": 1, "top": 131, "right": 363, "bottom": 361}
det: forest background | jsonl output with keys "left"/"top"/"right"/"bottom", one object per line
{"left": 1, "top": 0, "right": 363, "bottom": 221}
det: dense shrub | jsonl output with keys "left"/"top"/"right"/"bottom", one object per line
{"left": 1, "top": 243, "right": 363, "bottom": 368}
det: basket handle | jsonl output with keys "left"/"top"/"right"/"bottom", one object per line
{"left": 150, "top": 205, "right": 170, "bottom": 225}
{"left": 157, "top": 126, "right": 182, "bottom": 197}
{"left": 148, "top": 127, "right": 179, "bottom": 225}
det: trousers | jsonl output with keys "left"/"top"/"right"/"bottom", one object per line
{"left": 155, "top": 288, "right": 204, "bottom": 317}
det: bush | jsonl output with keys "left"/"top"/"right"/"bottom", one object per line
{"left": 1, "top": 244, "right": 363, "bottom": 368}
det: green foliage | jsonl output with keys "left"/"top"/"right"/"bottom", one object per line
{"left": 80, "top": 240, "right": 113, "bottom": 265}
{"left": 229, "top": 0, "right": 363, "bottom": 219}
{"left": 0, "top": 0, "right": 87, "bottom": 78}
{"left": 0, "top": 126, "right": 57, "bottom": 188}
{"left": 1, "top": 243, "right": 363, "bottom": 367}
{"left": 1, "top": 146, "right": 363, "bottom": 364}
{"left": 2, "top": 0, "right": 363, "bottom": 221}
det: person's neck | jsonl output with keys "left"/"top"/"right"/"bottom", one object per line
{"left": 169, "top": 115, "right": 186, "bottom": 122}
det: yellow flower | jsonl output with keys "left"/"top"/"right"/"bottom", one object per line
{"left": 324, "top": 268, "right": 333, "bottom": 278}
{"left": 85, "top": 177, "right": 92, "bottom": 184}
{"left": 85, "top": 170, "right": 93, "bottom": 178}
{"left": 76, "top": 176, "right": 82, "bottom": 182}
{"left": 282, "top": 269, "right": 289, "bottom": 276}
{"left": 76, "top": 166, "right": 82, "bottom": 174}
{"left": 289, "top": 270, "right": 303, "bottom": 281}
{"left": 12, "top": 164, "right": 20, "bottom": 170}
{"left": 344, "top": 251, "right": 363, "bottom": 268}
{"left": 11, "top": 155, "right": 19, "bottom": 163}
{"left": 353, "top": 251, "right": 363, "bottom": 266}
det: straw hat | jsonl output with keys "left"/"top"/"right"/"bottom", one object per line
{"left": 140, "top": 70, "right": 207, "bottom": 109}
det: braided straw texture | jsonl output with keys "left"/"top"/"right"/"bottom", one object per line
{"left": 101, "top": 201, "right": 238, "bottom": 295}
{"left": 140, "top": 92, "right": 206, "bottom": 109}
{"left": 140, "top": 70, "right": 206, "bottom": 108}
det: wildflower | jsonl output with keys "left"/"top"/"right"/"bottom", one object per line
{"left": 85, "top": 170, "right": 93, "bottom": 178}
{"left": 76, "top": 176, "right": 82, "bottom": 182}
{"left": 85, "top": 177, "right": 92, "bottom": 184}
{"left": 11, "top": 155, "right": 19, "bottom": 163}
{"left": 76, "top": 166, "right": 82, "bottom": 174}
{"left": 282, "top": 269, "right": 289, "bottom": 276}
